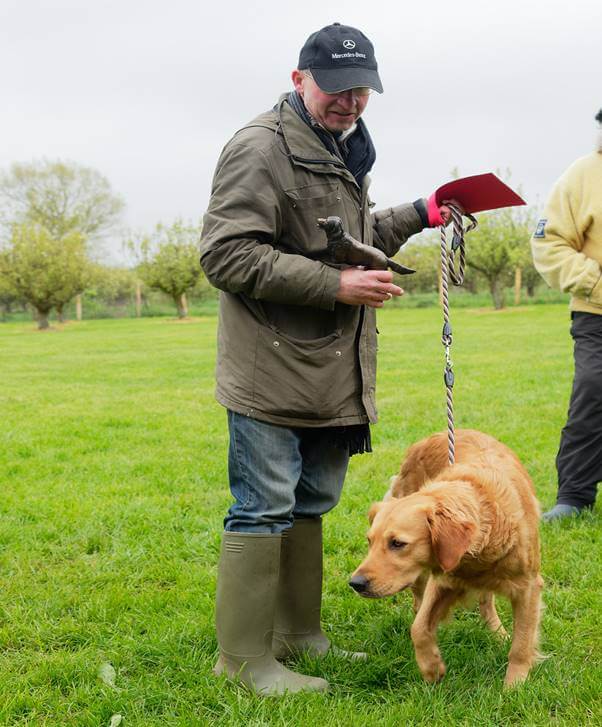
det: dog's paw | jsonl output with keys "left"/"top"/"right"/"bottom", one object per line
{"left": 503, "top": 663, "right": 530, "bottom": 688}
{"left": 495, "top": 625, "right": 510, "bottom": 640}
{"left": 419, "top": 658, "right": 446, "bottom": 683}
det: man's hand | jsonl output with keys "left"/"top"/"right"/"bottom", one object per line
{"left": 427, "top": 194, "right": 465, "bottom": 227}
{"left": 336, "top": 268, "right": 403, "bottom": 308}
{"left": 439, "top": 199, "right": 465, "bottom": 225}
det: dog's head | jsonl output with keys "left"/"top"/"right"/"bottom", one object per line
{"left": 317, "top": 215, "right": 345, "bottom": 240}
{"left": 349, "top": 491, "right": 477, "bottom": 598}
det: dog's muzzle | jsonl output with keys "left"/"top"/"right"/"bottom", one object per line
{"left": 349, "top": 574, "right": 370, "bottom": 594}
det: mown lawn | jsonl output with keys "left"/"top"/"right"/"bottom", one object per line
{"left": 0, "top": 305, "right": 600, "bottom": 726}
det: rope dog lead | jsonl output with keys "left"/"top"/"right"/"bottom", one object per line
{"left": 439, "top": 204, "right": 477, "bottom": 464}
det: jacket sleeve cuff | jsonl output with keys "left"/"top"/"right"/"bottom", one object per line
{"left": 426, "top": 193, "right": 445, "bottom": 227}
{"left": 318, "top": 265, "right": 342, "bottom": 310}
{"left": 413, "top": 198, "right": 429, "bottom": 228}
{"left": 588, "top": 269, "right": 602, "bottom": 307}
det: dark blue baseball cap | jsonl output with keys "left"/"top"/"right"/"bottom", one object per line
{"left": 298, "top": 23, "right": 383, "bottom": 94}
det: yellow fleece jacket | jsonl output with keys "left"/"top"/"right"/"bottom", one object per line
{"left": 531, "top": 151, "right": 602, "bottom": 315}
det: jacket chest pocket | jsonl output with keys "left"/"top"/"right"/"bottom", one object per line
{"left": 283, "top": 185, "right": 344, "bottom": 255}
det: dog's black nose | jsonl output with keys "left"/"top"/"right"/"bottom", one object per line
{"left": 349, "top": 574, "right": 369, "bottom": 593}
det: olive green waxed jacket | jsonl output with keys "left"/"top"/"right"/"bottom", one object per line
{"left": 200, "top": 96, "right": 425, "bottom": 427}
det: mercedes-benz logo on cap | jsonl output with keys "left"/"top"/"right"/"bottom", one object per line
{"left": 343, "top": 39, "right": 356, "bottom": 49}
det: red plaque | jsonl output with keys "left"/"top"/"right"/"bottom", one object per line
{"left": 435, "top": 173, "right": 526, "bottom": 214}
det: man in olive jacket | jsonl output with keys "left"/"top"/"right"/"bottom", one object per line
{"left": 201, "top": 23, "right": 452, "bottom": 695}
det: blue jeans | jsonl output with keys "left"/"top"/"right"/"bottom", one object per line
{"left": 225, "top": 411, "right": 350, "bottom": 533}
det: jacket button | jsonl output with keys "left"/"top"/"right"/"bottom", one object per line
{"left": 335, "top": 350, "right": 342, "bottom": 357}
{"left": 273, "top": 341, "right": 280, "bottom": 347}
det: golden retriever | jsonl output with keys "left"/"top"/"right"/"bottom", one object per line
{"left": 350, "top": 429, "right": 543, "bottom": 687}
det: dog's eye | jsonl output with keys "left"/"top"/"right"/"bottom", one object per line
{"left": 389, "top": 538, "right": 407, "bottom": 550}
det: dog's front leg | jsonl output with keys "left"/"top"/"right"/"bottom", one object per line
{"left": 410, "top": 577, "right": 462, "bottom": 683}
{"left": 411, "top": 572, "right": 429, "bottom": 614}
{"left": 504, "top": 575, "right": 543, "bottom": 687}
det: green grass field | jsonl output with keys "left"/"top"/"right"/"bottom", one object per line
{"left": 0, "top": 305, "right": 600, "bottom": 726}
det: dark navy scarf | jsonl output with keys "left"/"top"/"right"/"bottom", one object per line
{"left": 287, "top": 91, "right": 376, "bottom": 187}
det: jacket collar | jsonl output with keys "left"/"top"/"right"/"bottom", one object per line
{"left": 275, "top": 94, "right": 359, "bottom": 186}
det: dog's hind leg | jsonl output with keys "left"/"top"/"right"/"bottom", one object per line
{"left": 504, "top": 576, "right": 544, "bottom": 687}
{"left": 410, "top": 578, "right": 463, "bottom": 683}
{"left": 479, "top": 593, "right": 508, "bottom": 639}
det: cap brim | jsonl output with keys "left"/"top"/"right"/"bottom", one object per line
{"left": 311, "top": 67, "right": 383, "bottom": 94}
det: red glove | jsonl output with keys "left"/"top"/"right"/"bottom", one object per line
{"left": 427, "top": 192, "right": 445, "bottom": 227}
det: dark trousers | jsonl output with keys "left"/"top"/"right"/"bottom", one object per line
{"left": 556, "top": 312, "right": 602, "bottom": 508}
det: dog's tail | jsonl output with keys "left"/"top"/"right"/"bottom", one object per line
{"left": 382, "top": 475, "right": 399, "bottom": 501}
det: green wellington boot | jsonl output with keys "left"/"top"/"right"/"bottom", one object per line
{"left": 272, "top": 518, "right": 366, "bottom": 660}
{"left": 213, "top": 532, "right": 329, "bottom": 695}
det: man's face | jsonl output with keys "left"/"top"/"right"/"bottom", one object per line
{"left": 291, "top": 70, "right": 370, "bottom": 133}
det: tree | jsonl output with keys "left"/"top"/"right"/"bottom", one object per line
{"left": 80, "top": 264, "right": 142, "bottom": 317}
{"left": 391, "top": 230, "right": 480, "bottom": 299}
{"left": 133, "top": 219, "right": 202, "bottom": 318}
{"left": 53, "top": 246, "right": 94, "bottom": 322}
{"left": 5, "top": 224, "right": 90, "bottom": 329}
{"left": 0, "top": 250, "right": 24, "bottom": 319}
{"left": 0, "top": 160, "right": 124, "bottom": 252}
{"left": 521, "top": 259, "right": 543, "bottom": 298}
{"left": 188, "top": 262, "right": 216, "bottom": 303}
{"left": 88, "top": 264, "right": 139, "bottom": 305}
{"left": 465, "top": 204, "right": 537, "bottom": 309}
{"left": 392, "top": 234, "right": 440, "bottom": 294}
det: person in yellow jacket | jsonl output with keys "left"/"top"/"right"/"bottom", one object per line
{"left": 531, "top": 108, "right": 602, "bottom": 521}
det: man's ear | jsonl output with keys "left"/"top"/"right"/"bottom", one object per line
{"left": 367, "top": 501, "right": 383, "bottom": 524}
{"left": 427, "top": 506, "right": 476, "bottom": 573}
{"left": 291, "top": 69, "right": 304, "bottom": 95}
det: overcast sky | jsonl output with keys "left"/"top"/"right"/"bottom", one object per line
{"left": 2, "top": 0, "right": 600, "bottom": 263}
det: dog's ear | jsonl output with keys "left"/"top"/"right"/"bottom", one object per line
{"left": 367, "top": 501, "right": 383, "bottom": 524}
{"left": 427, "top": 507, "right": 476, "bottom": 573}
